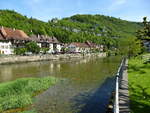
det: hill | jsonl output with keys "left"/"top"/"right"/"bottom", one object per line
{"left": 0, "top": 10, "right": 142, "bottom": 47}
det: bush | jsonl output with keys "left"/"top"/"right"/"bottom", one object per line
{"left": 25, "top": 42, "right": 40, "bottom": 54}
{"left": 40, "top": 48, "right": 49, "bottom": 54}
{"left": 0, "top": 76, "right": 58, "bottom": 112}
{"left": 14, "top": 48, "right": 27, "bottom": 55}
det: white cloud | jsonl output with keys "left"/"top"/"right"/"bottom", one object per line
{"left": 108, "top": 0, "right": 127, "bottom": 11}
{"left": 115, "top": 0, "right": 127, "bottom": 5}
{"left": 30, "top": 0, "right": 41, "bottom": 3}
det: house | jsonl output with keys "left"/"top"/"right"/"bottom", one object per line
{"left": 143, "top": 39, "right": 150, "bottom": 52}
{"left": 85, "top": 41, "right": 104, "bottom": 52}
{"left": 52, "top": 37, "right": 62, "bottom": 53}
{"left": 30, "top": 35, "right": 61, "bottom": 53}
{"left": 0, "top": 26, "right": 30, "bottom": 55}
{"left": 67, "top": 42, "right": 90, "bottom": 53}
{"left": 0, "top": 33, "right": 13, "bottom": 54}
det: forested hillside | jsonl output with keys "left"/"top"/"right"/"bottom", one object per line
{"left": 0, "top": 10, "right": 142, "bottom": 47}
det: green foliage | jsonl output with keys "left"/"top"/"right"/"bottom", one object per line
{"left": 0, "top": 76, "right": 58, "bottom": 112}
{"left": 128, "top": 54, "right": 150, "bottom": 113}
{"left": 40, "top": 48, "right": 49, "bottom": 54}
{"left": 14, "top": 48, "right": 27, "bottom": 55}
{"left": 0, "top": 10, "right": 142, "bottom": 49}
{"left": 0, "top": 10, "right": 52, "bottom": 36}
{"left": 19, "top": 109, "right": 37, "bottom": 113}
{"left": 117, "top": 36, "right": 142, "bottom": 57}
{"left": 25, "top": 42, "right": 40, "bottom": 54}
{"left": 136, "top": 17, "right": 150, "bottom": 40}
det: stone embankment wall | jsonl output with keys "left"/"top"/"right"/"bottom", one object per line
{"left": 0, "top": 53, "right": 106, "bottom": 65}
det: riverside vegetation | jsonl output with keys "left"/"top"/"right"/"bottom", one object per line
{"left": 128, "top": 17, "right": 150, "bottom": 113}
{"left": 128, "top": 54, "right": 150, "bottom": 113}
{"left": 0, "top": 9, "right": 149, "bottom": 113}
{"left": 0, "top": 76, "right": 58, "bottom": 113}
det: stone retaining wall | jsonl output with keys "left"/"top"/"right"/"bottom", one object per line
{"left": 0, "top": 53, "right": 106, "bottom": 65}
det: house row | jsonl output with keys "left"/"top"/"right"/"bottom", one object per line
{"left": 67, "top": 41, "right": 104, "bottom": 53}
{"left": 0, "top": 26, "right": 62, "bottom": 55}
{"left": 0, "top": 26, "right": 104, "bottom": 55}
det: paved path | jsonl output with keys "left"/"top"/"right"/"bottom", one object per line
{"left": 119, "top": 60, "right": 130, "bottom": 113}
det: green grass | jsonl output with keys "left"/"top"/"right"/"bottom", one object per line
{"left": 0, "top": 76, "right": 58, "bottom": 112}
{"left": 128, "top": 54, "right": 150, "bottom": 113}
{"left": 19, "top": 109, "right": 37, "bottom": 113}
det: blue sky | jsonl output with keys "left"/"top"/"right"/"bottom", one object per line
{"left": 0, "top": 0, "right": 150, "bottom": 22}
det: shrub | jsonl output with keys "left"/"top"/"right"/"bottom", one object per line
{"left": 25, "top": 42, "right": 40, "bottom": 54}
{"left": 14, "top": 48, "right": 27, "bottom": 55}
{"left": 0, "top": 76, "right": 58, "bottom": 112}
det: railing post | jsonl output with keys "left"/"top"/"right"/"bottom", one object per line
{"left": 115, "top": 73, "right": 119, "bottom": 113}
{"left": 114, "top": 58, "right": 125, "bottom": 113}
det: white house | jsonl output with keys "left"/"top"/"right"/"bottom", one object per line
{"left": 52, "top": 37, "right": 62, "bottom": 53}
{"left": 0, "top": 26, "right": 62, "bottom": 55}
{"left": 67, "top": 42, "right": 90, "bottom": 53}
{"left": 30, "top": 35, "right": 61, "bottom": 54}
{"left": 0, "top": 26, "right": 30, "bottom": 55}
{"left": 0, "top": 41, "right": 14, "bottom": 55}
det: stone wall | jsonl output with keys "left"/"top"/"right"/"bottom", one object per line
{"left": 0, "top": 53, "right": 106, "bottom": 65}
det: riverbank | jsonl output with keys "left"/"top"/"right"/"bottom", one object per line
{"left": 0, "top": 76, "right": 59, "bottom": 113}
{"left": 0, "top": 53, "right": 106, "bottom": 65}
{"left": 128, "top": 54, "right": 150, "bottom": 113}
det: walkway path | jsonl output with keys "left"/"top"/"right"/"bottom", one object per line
{"left": 119, "top": 60, "right": 130, "bottom": 113}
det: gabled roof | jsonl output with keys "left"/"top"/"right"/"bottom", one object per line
{"left": 52, "top": 37, "right": 59, "bottom": 43}
{"left": 69, "top": 42, "right": 89, "bottom": 48}
{"left": 30, "top": 35, "right": 40, "bottom": 42}
{"left": 0, "top": 27, "right": 29, "bottom": 40}
{"left": 0, "top": 33, "right": 4, "bottom": 41}
{"left": 30, "top": 35, "right": 59, "bottom": 44}
{"left": 85, "top": 41, "right": 97, "bottom": 48}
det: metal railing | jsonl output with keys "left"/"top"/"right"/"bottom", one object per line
{"left": 114, "top": 58, "right": 126, "bottom": 113}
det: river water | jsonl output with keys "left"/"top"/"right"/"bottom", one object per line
{"left": 0, "top": 56, "right": 121, "bottom": 113}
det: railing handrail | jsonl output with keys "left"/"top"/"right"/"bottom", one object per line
{"left": 114, "top": 58, "right": 126, "bottom": 113}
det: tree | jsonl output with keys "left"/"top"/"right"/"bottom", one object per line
{"left": 117, "top": 37, "right": 142, "bottom": 57}
{"left": 41, "top": 48, "right": 49, "bottom": 54}
{"left": 25, "top": 42, "right": 40, "bottom": 54}
{"left": 14, "top": 48, "right": 27, "bottom": 55}
{"left": 137, "top": 17, "right": 150, "bottom": 40}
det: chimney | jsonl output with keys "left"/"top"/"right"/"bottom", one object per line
{"left": 38, "top": 34, "right": 40, "bottom": 38}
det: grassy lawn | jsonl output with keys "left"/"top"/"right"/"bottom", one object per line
{"left": 0, "top": 76, "right": 58, "bottom": 113}
{"left": 128, "top": 54, "right": 150, "bottom": 113}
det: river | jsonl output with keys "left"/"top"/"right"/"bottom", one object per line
{"left": 0, "top": 56, "right": 121, "bottom": 113}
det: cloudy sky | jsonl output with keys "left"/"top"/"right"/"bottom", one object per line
{"left": 0, "top": 0, "right": 149, "bottom": 22}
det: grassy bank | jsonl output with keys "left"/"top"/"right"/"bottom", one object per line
{"left": 0, "top": 76, "right": 58, "bottom": 112}
{"left": 128, "top": 54, "right": 150, "bottom": 113}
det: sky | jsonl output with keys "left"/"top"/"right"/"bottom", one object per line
{"left": 0, "top": 0, "right": 150, "bottom": 22}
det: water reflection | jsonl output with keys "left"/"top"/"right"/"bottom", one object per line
{"left": 0, "top": 56, "right": 121, "bottom": 113}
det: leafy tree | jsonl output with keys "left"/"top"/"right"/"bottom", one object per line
{"left": 41, "top": 48, "right": 49, "bottom": 54}
{"left": 14, "top": 48, "right": 27, "bottom": 55}
{"left": 137, "top": 17, "right": 150, "bottom": 40}
{"left": 117, "top": 37, "right": 142, "bottom": 57}
{"left": 25, "top": 42, "right": 40, "bottom": 54}
{"left": 0, "top": 9, "right": 143, "bottom": 50}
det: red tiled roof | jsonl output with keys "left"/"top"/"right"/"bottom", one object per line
{"left": 85, "top": 41, "right": 97, "bottom": 48}
{"left": 30, "top": 35, "right": 59, "bottom": 44}
{"left": 52, "top": 37, "right": 59, "bottom": 43}
{"left": 0, "top": 27, "right": 29, "bottom": 40}
{"left": 70, "top": 42, "right": 89, "bottom": 48}
{"left": 0, "top": 33, "right": 4, "bottom": 40}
